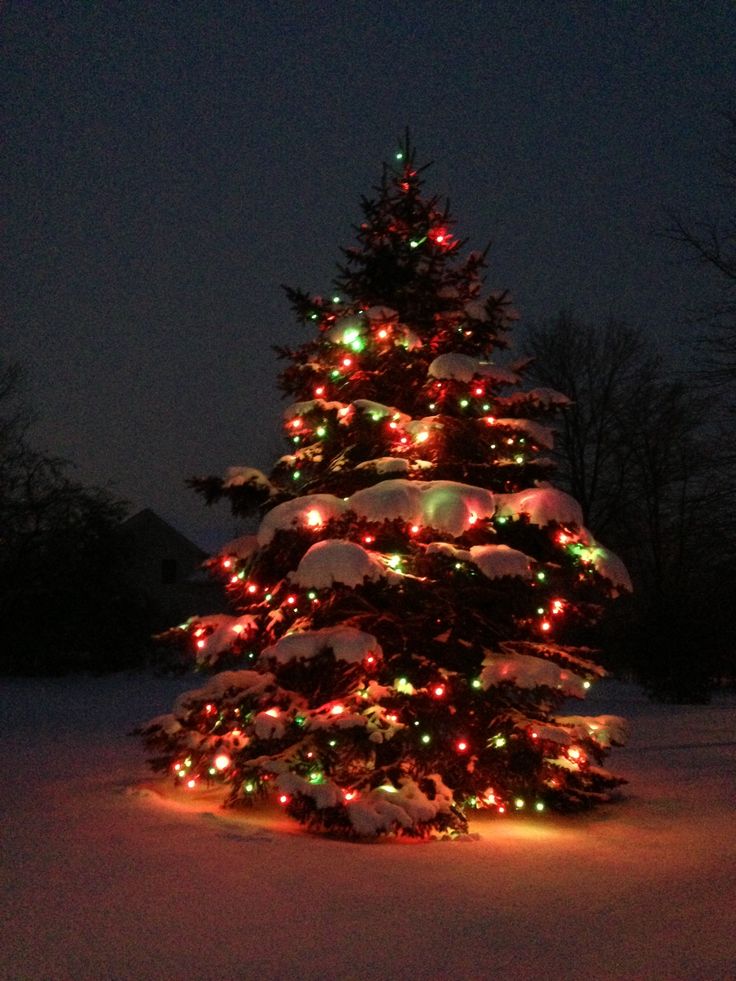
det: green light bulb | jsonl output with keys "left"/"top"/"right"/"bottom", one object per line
{"left": 421, "top": 734, "right": 431, "bottom": 744}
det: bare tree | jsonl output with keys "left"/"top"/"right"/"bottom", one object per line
{"left": 524, "top": 314, "right": 730, "bottom": 699}
{"left": 668, "top": 112, "right": 736, "bottom": 406}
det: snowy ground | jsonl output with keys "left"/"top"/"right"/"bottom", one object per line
{"left": 1, "top": 673, "right": 734, "bottom": 981}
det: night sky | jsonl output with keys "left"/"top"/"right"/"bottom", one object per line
{"left": 2, "top": 2, "right": 735, "bottom": 548}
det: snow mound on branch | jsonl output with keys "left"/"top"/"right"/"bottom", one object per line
{"left": 351, "top": 399, "right": 410, "bottom": 424}
{"left": 218, "top": 534, "right": 259, "bottom": 560}
{"left": 186, "top": 614, "right": 259, "bottom": 663}
{"left": 258, "top": 495, "right": 348, "bottom": 545}
{"left": 274, "top": 771, "right": 343, "bottom": 809}
{"left": 593, "top": 547, "right": 632, "bottom": 593}
{"left": 291, "top": 540, "right": 388, "bottom": 588}
{"left": 350, "top": 479, "right": 495, "bottom": 536}
{"left": 428, "top": 353, "right": 519, "bottom": 385}
{"left": 481, "top": 651, "right": 586, "bottom": 697}
{"left": 495, "top": 486, "right": 584, "bottom": 527}
{"left": 174, "top": 670, "right": 275, "bottom": 714}
{"left": 263, "top": 625, "right": 382, "bottom": 665}
{"left": 355, "top": 457, "right": 410, "bottom": 474}
{"left": 346, "top": 776, "right": 455, "bottom": 837}
{"left": 365, "top": 305, "right": 398, "bottom": 322}
{"left": 555, "top": 715, "right": 630, "bottom": 748}
{"left": 222, "top": 467, "right": 274, "bottom": 491}
{"left": 283, "top": 399, "right": 346, "bottom": 420}
{"left": 326, "top": 315, "right": 365, "bottom": 345}
{"left": 426, "top": 542, "right": 534, "bottom": 580}
{"left": 470, "top": 544, "right": 534, "bottom": 579}
{"left": 493, "top": 418, "right": 555, "bottom": 450}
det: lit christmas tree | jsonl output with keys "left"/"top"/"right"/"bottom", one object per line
{"left": 141, "top": 141, "right": 631, "bottom": 838}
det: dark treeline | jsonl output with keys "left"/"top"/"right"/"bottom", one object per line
{"left": 524, "top": 313, "right": 734, "bottom": 701}
{"left": 0, "top": 360, "right": 158, "bottom": 674}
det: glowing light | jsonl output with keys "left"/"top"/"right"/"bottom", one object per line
{"left": 456, "top": 739, "right": 469, "bottom": 752}
{"left": 421, "top": 733, "right": 431, "bottom": 744}
{"left": 222, "top": 558, "right": 232, "bottom": 569}
{"left": 410, "top": 524, "right": 420, "bottom": 534}
{"left": 230, "top": 575, "right": 239, "bottom": 585}
{"left": 365, "top": 654, "right": 376, "bottom": 665}
{"left": 213, "top": 754, "right": 230, "bottom": 771}
{"left": 290, "top": 418, "right": 303, "bottom": 429}
{"left": 292, "top": 470, "right": 301, "bottom": 480}
{"left": 568, "top": 746, "right": 583, "bottom": 762}
{"left": 308, "top": 591, "right": 318, "bottom": 601}
{"left": 530, "top": 730, "right": 539, "bottom": 740}
{"left": 341, "top": 356, "right": 353, "bottom": 368}
{"left": 247, "top": 583, "right": 258, "bottom": 594}
{"left": 343, "top": 790, "right": 358, "bottom": 801}
{"left": 399, "top": 436, "right": 408, "bottom": 444}
{"left": 535, "top": 801, "right": 545, "bottom": 812}
{"left": 204, "top": 703, "right": 216, "bottom": 715}
{"left": 485, "top": 416, "right": 496, "bottom": 425}
{"left": 498, "top": 805, "right": 506, "bottom": 814}
{"left": 316, "top": 426, "right": 327, "bottom": 437}
{"left": 314, "top": 385, "right": 325, "bottom": 397}
{"left": 363, "top": 534, "right": 375, "bottom": 544}
{"left": 474, "top": 386, "right": 483, "bottom": 396}
{"left": 278, "top": 794, "right": 291, "bottom": 805}
{"left": 552, "top": 599, "right": 564, "bottom": 615}
{"left": 196, "top": 639, "right": 206, "bottom": 649}
{"left": 265, "top": 708, "right": 280, "bottom": 718}
{"left": 432, "top": 684, "right": 446, "bottom": 698}
{"left": 388, "top": 554, "right": 402, "bottom": 569}
{"left": 540, "top": 620, "right": 551, "bottom": 632}
{"left": 416, "top": 430, "right": 429, "bottom": 443}
{"left": 468, "top": 511, "right": 478, "bottom": 525}
{"left": 536, "top": 571, "right": 546, "bottom": 581}
{"left": 332, "top": 295, "right": 341, "bottom": 303}
{"left": 494, "top": 736, "right": 507, "bottom": 749}
{"left": 244, "top": 782, "right": 255, "bottom": 793}
{"left": 186, "top": 778, "right": 197, "bottom": 789}
{"left": 286, "top": 595, "right": 296, "bottom": 605}
{"left": 330, "top": 704, "right": 345, "bottom": 716}
{"left": 514, "top": 797, "right": 525, "bottom": 809}
{"left": 459, "top": 398, "right": 469, "bottom": 408}
{"left": 377, "top": 327, "right": 389, "bottom": 339}
{"left": 471, "top": 678, "right": 482, "bottom": 689}
{"left": 514, "top": 455, "right": 524, "bottom": 464}
{"left": 557, "top": 531, "right": 571, "bottom": 545}
{"left": 305, "top": 509, "right": 323, "bottom": 527}
{"left": 583, "top": 680, "right": 591, "bottom": 690}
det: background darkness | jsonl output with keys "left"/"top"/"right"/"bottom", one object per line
{"left": 2, "top": 1, "right": 735, "bottom": 548}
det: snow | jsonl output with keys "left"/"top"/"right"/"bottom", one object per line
{"left": 495, "top": 485, "right": 585, "bottom": 528}
{"left": 257, "top": 494, "right": 348, "bottom": 545}
{"left": 263, "top": 625, "right": 382, "bottom": 666}
{"left": 221, "top": 466, "right": 273, "bottom": 491}
{"left": 290, "top": 539, "right": 389, "bottom": 588}
{"left": 481, "top": 650, "right": 587, "bottom": 697}
{"left": 493, "top": 416, "right": 555, "bottom": 449}
{"left": 350, "top": 479, "right": 495, "bottom": 535}
{"left": 354, "top": 456, "right": 410, "bottom": 474}
{"left": 1, "top": 673, "right": 735, "bottom": 979}
{"left": 426, "top": 541, "right": 534, "bottom": 580}
{"left": 427, "top": 353, "right": 519, "bottom": 385}
{"left": 593, "top": 544, "right": 633, "bottom": 593}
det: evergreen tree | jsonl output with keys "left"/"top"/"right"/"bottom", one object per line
{"left": 141, "top": 143, "right": 630, "bottom": 838}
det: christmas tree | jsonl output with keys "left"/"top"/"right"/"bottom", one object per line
{"left": 140, "top": 141, "right": 631, "bottom": 838}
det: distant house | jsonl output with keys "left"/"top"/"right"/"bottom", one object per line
{"left": 118, "top": 509, "right": 223, "bottom": 629}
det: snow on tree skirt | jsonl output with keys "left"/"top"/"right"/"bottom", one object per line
{"left": 141, "top": 142, "right": 631, "bottom": 839}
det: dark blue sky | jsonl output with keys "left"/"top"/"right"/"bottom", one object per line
{"left": 2, "top": 2, "right": 735, "bottom": 547}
